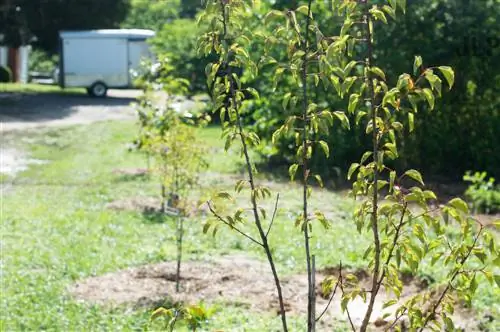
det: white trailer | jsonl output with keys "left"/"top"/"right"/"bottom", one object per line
{"left": 58, "top": 29, "right": 155, "bottom": 97}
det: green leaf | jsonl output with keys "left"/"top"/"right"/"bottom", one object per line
{"left": 494, "top": 275, "right": 500, "bottom": 288}
{"left": 289, "top": 164, "right": 299, "bottom": 181}
{"left": 404, "top": 169, "right": 424, "bottom": 185}
{"left": 348, "top": 163, "right": 360, "bottom": 180}
{"left": 370, "top": 8, "right": 388, "bottom": 24}
{"left": 296, "top": 5, "right": 311, "bottom": 17}
{"left": 282, "top": 92, "right": 291, "bottom": 111}
{"left": 235, "top": 180, "right": 246, "bottom": 193}
{"left": 390, "top": 171, "right": 396, "bottom": 191}
{"left": 151, "top": 307, "right": 172, "bottom": 320}
{"left": 216, "top": 192, "right": 232, "bottom": 200}
{"left": 318, "top": 140, "right": 330, "bottom": 158}
{"left": 382, "top": 299, "right": 397, "bottom": 309}
{"left": 448, "top": 197, "right": 469, "bottom": 214}
{"left": 264, "top": 10, "right": 285, "bottom": 24}
{"left": 334, "top": 111, "right": 350, "bottom": 129}
{"left": 370, "top": 66, "right": 386, "bottom": 81}
{"left": 348, "top": 93, "right": 359, "bottom": 114}
{"left": 242, "top": 85, "right": 258, "bottom": 99}
{"left": 397, "top": 0, "right": 406, "bottom": 13}
{"left": 438, "top": 66, "right": 455, "bottom": 89}
{"left": 443, "top": 315, "right": 454, "bottom": 331}
{"left": 413, "top": 56, "right": 422, "bottom": 75}
{"left": 314, "top": 174, "right": 324, "bottom": 187}
{"left": 382, "top": 5, "right": 396, "bottom": 19}
{"left": 422, "top": 88, "right": 435, "bottom": 110}
{"left": 408, "top": 112, "right": 414, "bottom": 132}
{"left": 361, "top": 151, "right": 373, "bottom": 164}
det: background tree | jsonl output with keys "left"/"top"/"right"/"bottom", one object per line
{"left": 121, "top": 0, "right": 180, "bottom": 31}
{"left": 1, "top": 0, "right": 129, "bottom": 52}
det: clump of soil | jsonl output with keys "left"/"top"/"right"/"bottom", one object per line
{"left": 106, "top": 196, "right": 162, "bottom": 214}
{"left": 69, "top": 255, "right": 480, "bottom": 330}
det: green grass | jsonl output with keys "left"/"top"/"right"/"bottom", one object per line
{"left": 0, "top": 83, "right": 85, "bottom": 95}
{"left": 1, "top": 120, "right": 498, "bottom": 331}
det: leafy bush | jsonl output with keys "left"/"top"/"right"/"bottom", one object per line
{"left": 28, "top": 48, "right": 58, "bottom": 74}
{"left": 0, "top": 65, "right": 12, "bottom": 82}
{"left": 464, "top": 171, "right": 500, "bottom": 214}
{"left": 150, "top": 19, "right": 215, "bottom": 95}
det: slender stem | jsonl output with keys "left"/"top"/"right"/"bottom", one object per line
{"left": 217, "top": 3, "right": 288, "bottom": 331}
{"left": 418, "top": 226, "right": 484, "bottom": 331}
{"left": 207, "top": 202, "right": 263, "bottom": 247}
{"left": 176, "top": 215, "right": 183, "bottom": 292}
{"left": 316, "top": 262, "right": 342, "bottom": 322}
{"left": 377, "top": 202, "right": 408, "bottom": 285}
{"left": 360, "top": 2, "right": 381, "bottom": 330}
{"left": 300, "top": 1, "right": 315, "bottom": 330}
{"left": 339, "top": 268, "right": 356, "bottom": 332}
{"left": 386, "top": 308, "right": 407, "bottom": 331}
{"left": 266, "top": 193, "right": 280, "bottom": 237}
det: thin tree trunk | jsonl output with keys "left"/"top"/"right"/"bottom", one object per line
{"left": 360, "top": 2, "right": 382, "bottom": 330}
{"left": 300, "top": 1, "right": 315, "bottom": 330}
{"left": 175, "top": 215, "right": 183, "bottom": 292}
{"left": 218, "top": 3, "right": 288, "bottom": 331}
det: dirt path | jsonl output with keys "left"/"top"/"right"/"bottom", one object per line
{"left": 0, "top": 90, "right": 204, "bottom": 176}
{"left": 0, "top": 89, "right": 141, "bottom": 132}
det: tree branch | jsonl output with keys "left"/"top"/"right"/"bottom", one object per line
{"left": 316, "top": 262, "right": 342, "bottom": 322}
{"left": 418, "top": 225, "right": 484, "bottom": 331}
{"left": 377, "top": 202, "right": 408, "bottom": 286}
{"left": 266, "top": 193, "right": 280, "bottom": 238}
{"left": 339, "top": 267, "right": 356, "bottom": 332}
{"left": 207, "top": 201, "right": 263, "bottom": 247}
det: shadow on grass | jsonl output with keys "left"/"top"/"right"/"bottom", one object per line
{"left": 113, "top": 173, "right": 151, "bottom": 183}
{"left": 142, "top": 209, "right": 172, "bottom": 224}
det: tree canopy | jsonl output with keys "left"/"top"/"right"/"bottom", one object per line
{"left": 0, "top": 0, "right": 130, "bottom": 52}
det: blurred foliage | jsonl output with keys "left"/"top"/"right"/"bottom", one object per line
{"left": 28, "top": 48, "right": 58, "bottom": 73}
{"left": 464, "top": 171, "right": 500, "bottom": 214}
{"left": 1, "top": 0, "right": 129, "bottom": 52}
{"left": 121, "top": 0, "right": 180, "bottom": 31}
{"left": 150, "top": 19, "right": 215, "bottom": 96}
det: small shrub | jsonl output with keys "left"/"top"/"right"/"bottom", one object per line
{"left": 0, "top": 65, "right": 12, "bottom": 82}
{"left": 464, "top": 171, "right": 500, "bottom": 214}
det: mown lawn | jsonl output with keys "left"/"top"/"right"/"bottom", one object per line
{"left": 1, "top": 121, "right": 498, "bottom": 331}
{"left": 0, "top": 83, "right": 85, "bottom": 95}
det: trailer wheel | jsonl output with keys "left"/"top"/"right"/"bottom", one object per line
{"left": 88, "top": 82, "right": 107, "bottom": 97}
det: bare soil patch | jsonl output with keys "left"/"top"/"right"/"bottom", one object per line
{"left": 106, "top": 196, "right": 162, "bottom": 214}
{"left": 69, "top": 255, "right": 481, "bottom": 331}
